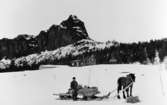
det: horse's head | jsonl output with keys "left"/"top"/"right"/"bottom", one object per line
{"left": 127, "top": 73, "right": 136, "bottom": 82}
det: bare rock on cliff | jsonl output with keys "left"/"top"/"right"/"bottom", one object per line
{"left": 0, "top": 15, "right": 90, "bottom": 59}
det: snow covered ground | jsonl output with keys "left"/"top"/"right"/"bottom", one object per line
{"left": 0, "top": 64, "right": 166, "bottom": 105}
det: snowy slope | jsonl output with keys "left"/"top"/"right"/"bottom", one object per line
{"left": 14, "top": 39, "right": 114, "bottom": 67}
{"left": 0, "top": 64, "right": 166, "bottom": 105}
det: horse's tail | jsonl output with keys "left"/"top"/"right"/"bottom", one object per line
{"left": 117, "top": 78, "right": 122, "bottom": 91}
{"left": 117, "top": 78, "right": 120, "bottom": 85}
{"left": 117, "top": 78, "right": 122, "bottom": 99}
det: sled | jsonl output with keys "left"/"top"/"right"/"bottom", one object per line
{"left": 54, "top": 86, "right": 110, "bottom": 100}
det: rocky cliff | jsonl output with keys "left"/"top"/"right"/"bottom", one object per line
{"left": 0, "top": 15, "right": 90, "bottom": 59}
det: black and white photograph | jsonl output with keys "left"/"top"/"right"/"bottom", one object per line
{"left": 0, "top": 0, "right": 167, "bottom": 105}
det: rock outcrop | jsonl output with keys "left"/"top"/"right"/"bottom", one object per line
{"left": 0, "top": 15, "right": 89, "bottom": 59}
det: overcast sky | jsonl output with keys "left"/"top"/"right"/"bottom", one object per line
{"left": 0, "top": 0, "right": 167, "bottom": 42}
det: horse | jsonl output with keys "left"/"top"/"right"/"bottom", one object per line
{"left": 117, "top": 73, "right": 136, "bottom": 99}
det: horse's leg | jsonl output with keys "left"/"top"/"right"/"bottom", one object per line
{"left": 123, "top": 87, "right": 126, "bottom": 99}
{"left": 130, "top": 85, "right": 133, "bottom": 96}
{"left": 126, "top": 88, "right": 129, "bottom": 97}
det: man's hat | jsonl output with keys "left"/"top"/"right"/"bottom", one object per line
{"left": 72, "top": 77, "right": 76, "bottom": 79}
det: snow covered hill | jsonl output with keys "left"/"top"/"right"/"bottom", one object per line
{"left": 14, "top": 39, "right": 114, "bottom": 67}
{"left": 0, "top": 64, "right": 166, "bottom": 105}
{"left": 0, "top": 37, "right": 165, "bottom": 71}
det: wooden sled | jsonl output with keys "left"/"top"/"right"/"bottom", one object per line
{"left": 54, "top": 86, "right": 111, "bottom": 100}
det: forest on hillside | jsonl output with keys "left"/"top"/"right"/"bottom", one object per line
{"left": 51, "top": 38, "right": 167, "bottom": 65}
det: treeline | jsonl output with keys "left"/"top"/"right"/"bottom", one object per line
{"left": 58, "top": 38, "right": 166, "bottom": 65}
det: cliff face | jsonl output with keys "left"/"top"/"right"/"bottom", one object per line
{"left": 0, "top": 15, "right": 89, "bottom": 59}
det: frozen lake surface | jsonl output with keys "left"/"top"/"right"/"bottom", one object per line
{"left": 0, "top": 64, "right": 166, "bottom": 105}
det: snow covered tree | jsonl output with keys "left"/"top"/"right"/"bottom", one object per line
{"left": 154, "top": 50, "right": 160, "bottom": 64}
